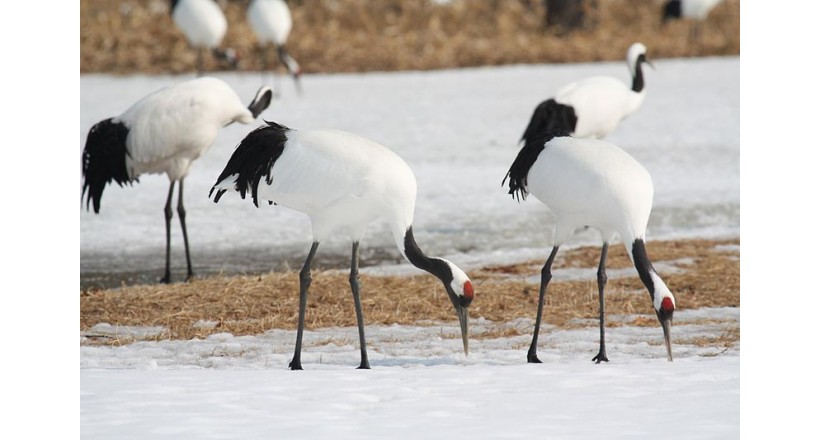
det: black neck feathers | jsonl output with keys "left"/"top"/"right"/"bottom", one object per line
{"left": 632, "top": 54, "right": 647, "bottom": 93}
{"left": 504, "top": 128, "right": 571, "bottom": 201}
{"left": 81, "top": 118, "right": 132, "bottom": 214}
{"left": 403, "top": 227, "right": 453, "bottom": 284}
{"left": 247, "top": 87, "right": 273, "bottom": 119}
{"left": 631, "top": 239, "right": 656, "bottom": 299}
{"left": 210, "top": 121, "right": 290, "bottom": 207}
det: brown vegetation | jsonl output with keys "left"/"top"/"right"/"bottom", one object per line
{"left": 80, "top": 0, "right": 740, "bottom": 75}
{"left": 81, "top": 237, "right": 739, "bottom": 345}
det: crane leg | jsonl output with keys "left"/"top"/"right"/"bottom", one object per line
{"left": 160, "top": 181, "right": 176, "bottom": 284}
{"left": 592, "top": 243, "right": 609, "bottom": 363}
{"left": 528, "top": 245, "right": 559, "bottom": 363}
{"left": 197, "top": 48, "right": 204, "bottom": 77}
{"left": 177, "top": 179, "right": 194, "bottom": 282}
{"left": 290, "top": 242, "right": 319, "bottom": 370}
{"left": 349, "top": 242, "right": 370, "bottom": 369}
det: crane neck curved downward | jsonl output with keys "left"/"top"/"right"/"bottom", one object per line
{"left": 402, "top": 227, "right": 453, "bottom": 284}
{"left": 630, "top": 238, "right": 675, "bottom": 312}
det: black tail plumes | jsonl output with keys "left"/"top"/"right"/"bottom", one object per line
{"left": 81, "top": 118, "right": 132, "bottom": 213}
{"left": 520, "top": 99, "right": 577, "bottom": 146}
{"left": 503, "top": 130, "right": 571, "bottom": 201}
{"left": 210, "top": 121, "right": 290, "bottom": 207}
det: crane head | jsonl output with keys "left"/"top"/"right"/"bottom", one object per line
{"left": 654, "top": 288, "right": 675, "bottom": 362}
{"left": 441, "top": 261, "right": 474, "bottom": 357}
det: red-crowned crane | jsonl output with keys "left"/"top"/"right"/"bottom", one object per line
{"left": 247, "top": 0, "right": 302, "bottom": 95}
{"left": 170, "top": 0, "right": 238, "bottom": 75}
{"left": 210, "top": 121, "right": 474, "bottom": 370}
{"left": 81, "top": 77, "right": 272, "bottom": 284}
{"left": 520, "top": 42, "right": 653, "bottom": 143}
{"left": 503, "top": 131, "right": 675, "bottom": 363}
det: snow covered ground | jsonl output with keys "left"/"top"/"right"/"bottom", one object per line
{"left": 81, "top": 307, "right": 739, "bottom": 439}
{"left": 76, "top": 57, "right": 742, "bottom": 439}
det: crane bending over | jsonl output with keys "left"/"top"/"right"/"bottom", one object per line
{"left": 210, "top": 121, "right": 474, "bottom": 369}
{"left": 504, "top": 131, "right": 675, "bottom": 363}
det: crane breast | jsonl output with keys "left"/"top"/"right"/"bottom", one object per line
{"left": 555, "top": 77, "right": 644, "bottom": 138}
{"left": 172, "top": 0, "right": 227, "bottom": 47}
{"left": 248, "top": 0, "right": 293, "bottom": 45}
{"left": 118, "top": 78, "right": 247, "bottom": 178}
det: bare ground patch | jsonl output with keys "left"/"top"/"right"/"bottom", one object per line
{"left": 81, "top": 237, "right": 740, "bottom": 347}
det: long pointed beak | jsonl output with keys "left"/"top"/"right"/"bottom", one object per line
{"left": 456, "top": 305, "right": 469, "bottom": 356}
{"left": 661, "top": 317, "right": 673, "bottom": 362}
{"left": 454, "top": 304, "right": 470, "bottom": 356}
{"left": 646, "top": 59, "right": 656, "bottom": 70}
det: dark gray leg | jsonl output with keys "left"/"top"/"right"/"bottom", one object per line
{"left": 592, "top": 243, "right": 609, "bottom": 364}
{"left": 196, "top": 48, "right": 204, "bottom": 77}
{"left": 528, "top": 245, "right": 559, "bottom": 363}
{"left": 289, "top": 242, "right": 319, "bottom": 371}
{"left": 349, "top": 242, "right": 370, "bottom": 369}
{"left": 160, "top": 181, "right": 176, "bottom": 284}
{"left": 177, "top": 179, "right": 194, "bottom": 282}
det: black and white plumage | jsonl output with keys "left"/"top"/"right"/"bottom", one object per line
{"left": 82, "top": 77, "right": 272, "bottom": 284}
{"left": 170, "top": 0, "right": 238, "bottom": 75}
{"left": 662, "top": 0, "right": 724, "bottom": 41}
{"left": 520, "top": 42, "right": 653, "bottom": 143}
{"left": 662, "top": 0, "right": 723, "bottom": 21}
{"left": 503, "top": 132, "right": 676, "bottom": 363}
{"left": 210, "top": 121, "right": 474, "bottom": 370}
{"left": 247, "top": 0, "right": 302, "bottom": 95}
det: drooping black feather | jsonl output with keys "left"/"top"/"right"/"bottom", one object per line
{"left": 503, "top": 129, "right": 571, "bottom": 202}
{"left": 81, "top": 118, "right": 133, "bottom": 213}
{"left": 519, "top": 99, "right": 577, "bottom": 146}
{"left": 210, "top": 121, "right": 290, "bottom": 207}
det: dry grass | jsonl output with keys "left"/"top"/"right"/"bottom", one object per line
{"left": 81, "top": 237, "right": 740, "bottom": 345}
{"left": 80, "top": 0, "right": 740, "bottom": 75}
